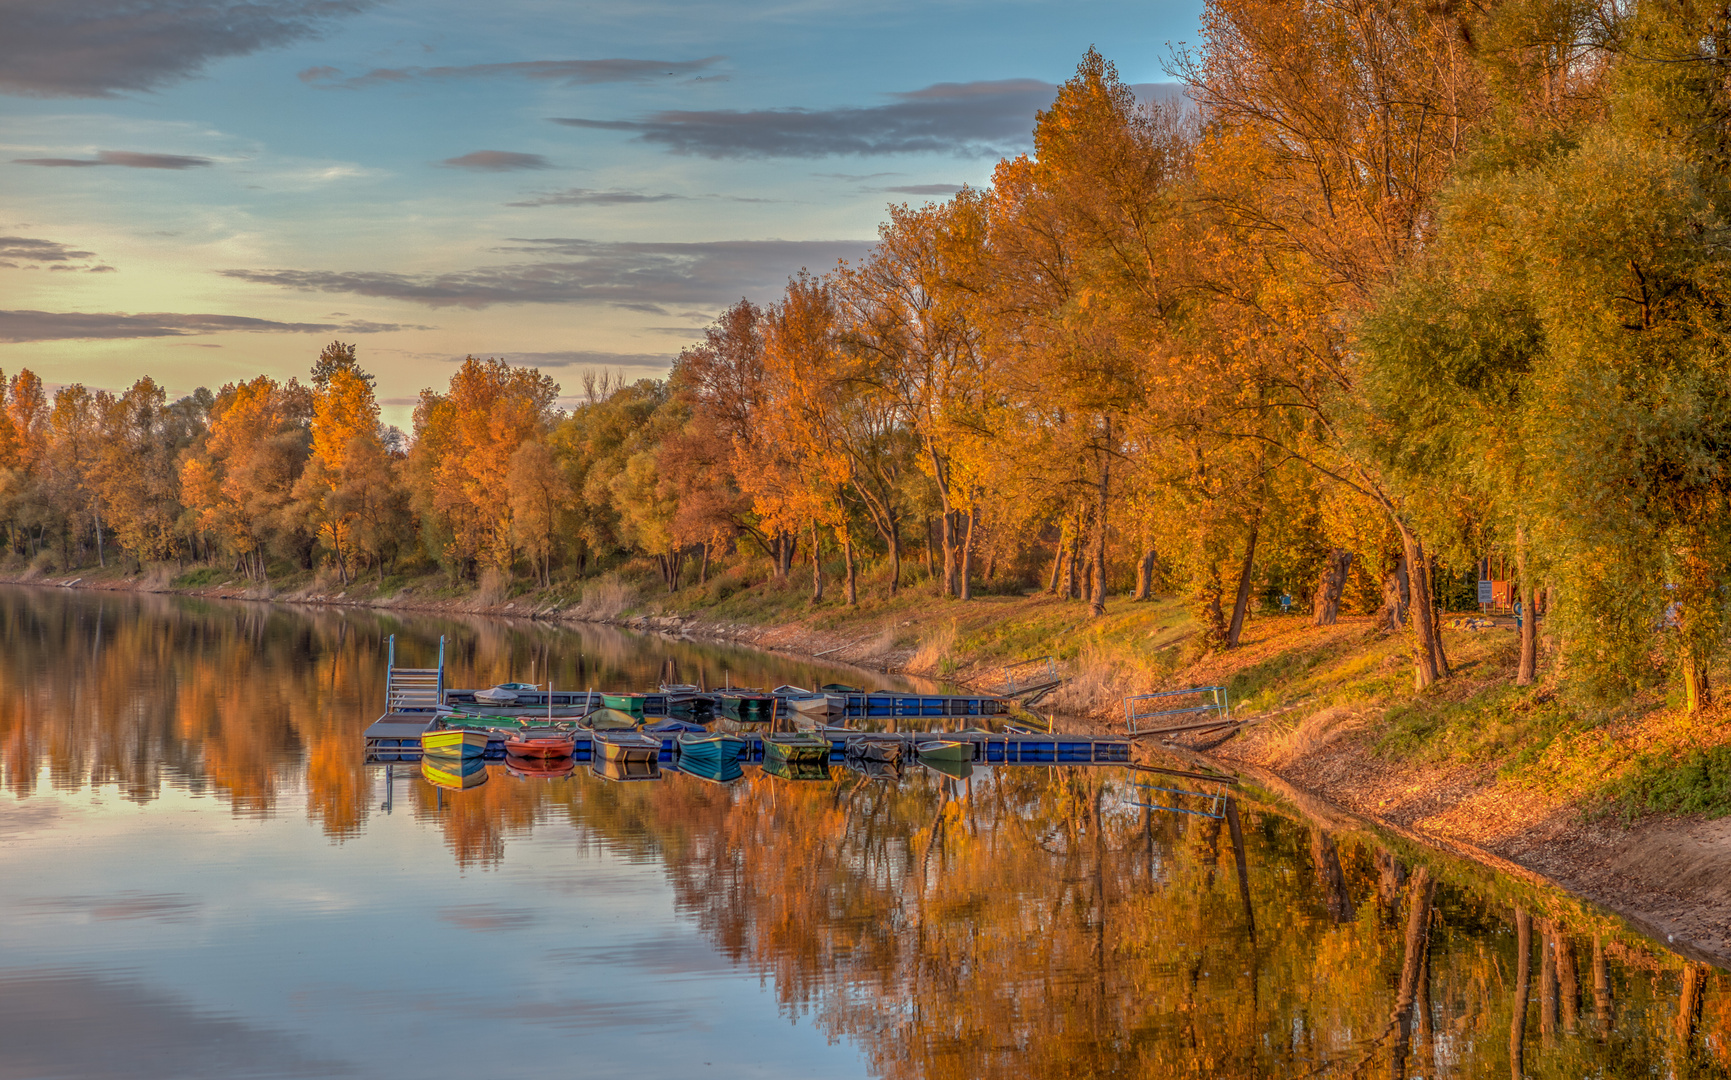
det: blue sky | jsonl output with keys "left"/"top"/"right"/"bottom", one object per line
{"left": 1, "top": 0, "right": 1202, "bottom": 423}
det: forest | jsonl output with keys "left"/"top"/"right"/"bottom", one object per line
{"left": 5, "top": 0, "right": 1731, "bottom": 712}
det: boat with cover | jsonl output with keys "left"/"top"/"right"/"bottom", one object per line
{"left": 676, "top": 732, "right": 745, "bottom": 766}
{"left": 593, "top": 730, "right": 661, "bottom": 765}
{"left": 583, "top": 707, "right": 642, "bottom": 731}
{"left": 763, "top": 732, "right": 831, "bottom": 765}
{"left": 474, "top": 682, "right": 539, "bottom": 706}
{"left": 847, "top": 737, "right": 904, "bottom": 764}
{"left": 422, "top": 752, "right": 489, "bottom": 789}
{"left": 421, "top": 727, "right": 491, "bottom": 757}
{"left": 503, "top": 727, "right": 576, "bottom": 759}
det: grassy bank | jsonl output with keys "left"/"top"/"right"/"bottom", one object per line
{"left": 10, "top": 552, "right": 1730, "bottom": 828}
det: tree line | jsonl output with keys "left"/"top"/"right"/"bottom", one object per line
{"left": 7, "top": 0, "right": 1731, "bottom": 709}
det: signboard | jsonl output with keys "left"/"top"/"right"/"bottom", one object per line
{"left": 1477, "top": 580, "right": 1493, "bottom": 605}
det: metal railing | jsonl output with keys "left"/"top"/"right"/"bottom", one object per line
{"left": 1123, "top": 685, "right": 1230, "bottom": 736}
{"left": 385, "top": 634, "right": 444, "bottom": 713}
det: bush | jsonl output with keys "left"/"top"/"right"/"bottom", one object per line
{"left": 1605, "top": 745, "right": 1731, "bottom": 820}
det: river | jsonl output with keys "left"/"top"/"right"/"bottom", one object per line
{"left": 0, "top": 584, "right": 1724, "bottom": 1079}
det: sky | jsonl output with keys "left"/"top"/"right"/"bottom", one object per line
{"left": 1, "top": 0, "right": 1204, "bottom": 425}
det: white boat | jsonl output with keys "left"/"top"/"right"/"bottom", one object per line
{"left": 474, "top": 682, "right": 538, "bottom": 706}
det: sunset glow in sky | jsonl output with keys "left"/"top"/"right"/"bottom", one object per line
{"left": 2, "top": 0, "right": 1198, "bottom": 423}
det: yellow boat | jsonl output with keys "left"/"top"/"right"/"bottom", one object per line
{"left": 593, "top": 730, "right": 661, "bottom": 764}
{"left": 421, "top": 728, "right": 491, "bottom": 757}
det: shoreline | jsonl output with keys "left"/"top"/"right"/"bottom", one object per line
{"left": 4, "top": 568, "right": 1726, "bottom": 968}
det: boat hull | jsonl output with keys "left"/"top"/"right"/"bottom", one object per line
{"left": 676, "top": 733, "right": 745, "bottom": 766}
{"left": 594, "top": 731, "right": 661, "bottom": 764}
{"left": 421, "top": 728, "right": 491, "bottom": 757}
{"left": 763, "top": 735, "right": 831, "bottom": 765}
{"left": 503, "top": 732, "right": 575, "bottom": 759}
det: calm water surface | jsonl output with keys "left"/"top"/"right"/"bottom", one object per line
{"left": 0, "top": 585, "right": 1727, "bottom": 1079}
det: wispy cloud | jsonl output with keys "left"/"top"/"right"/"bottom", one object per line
{"left": 0, "top": 310, "right": 424, "bottom": 342}
{"left": 880, "top": 183, "right": 962, "bottom": 196}
{"left": 300, "top": 56, "right": 725, "bottom": 90}
{"left": 486, "top": 350, "right": 674, "bottom": 371}
{"left": 506, "top": 188, "right": 683, "bottom": 207}
{"left": 0, "top": 236, "right": 112, "bottom": 272}
{"left": 440, "top": 150, "right": 552, "bottom": 171}
{"left": 0, "top": 0, "right": 376, "bottom": 98}
{"left": 221, "top": 237, "right": 875, "bottom": 309}
{"left": 551, "top": 78, "right": 1056, "bottom": 159}
{"left": 12, "top": 150, "right": 212, "bottom": 169}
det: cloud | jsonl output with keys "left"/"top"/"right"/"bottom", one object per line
{"left": 551, "top": 78, "right": 1058, "bottom": 159}
{"left": 0, "top": 236, "right": 101, "bottom": 270}
{"left": 490, "top": 350, "right": 674, "bottom": 370}
{"left": 301, "top": 56, "right": 724, "bottom": 90}
{"left": 880, "top": 183, "right": 963, "bottom": 196}
{"left": 221, "top": 237, "right": 876, "bottom": 309}
{"left": 506, "top": 187, "right": 683, "bottom": 207}
{"left": 0, "top": 310, "right": 424, "bottom": 342}
{"left": 13, "top": 150, "right": 212, "bottom": 169}
{"left": 440, "top": 150, "right": 552, "bottom": 172}
{"left": 0, "top": 0, "right": 375, "bottom": 98}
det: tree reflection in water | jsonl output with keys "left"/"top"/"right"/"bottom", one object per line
{"left": 1, "top": 584, "right": 1727, "bottom": 1078}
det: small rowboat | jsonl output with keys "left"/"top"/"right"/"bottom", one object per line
{"left": 676, "top": 732, "right": 745, "bottom": 767}
{"left": 593, "top": 730, "right": 661, "bottom": 765}
{"left": 583, "top": 707, "right": 641, "bottom": 731}
{"left": 763, "top": 733, "right": 831, "bottom": 766}
{"left": 503, "top": 728, "right": 575, "bottom": 759}
{"left": 914, "top": 738, "right": 973, "bottom": 763}
{"left": 421, "top": 728, "right": 490, "bottom": 757}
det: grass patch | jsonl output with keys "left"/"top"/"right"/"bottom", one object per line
{"left": 1601, "top": 745, "right": 1731, "bottom": 821}
{"left": 172, "top": 566, "right": 227, "bottom": 589}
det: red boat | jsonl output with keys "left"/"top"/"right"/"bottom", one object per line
{"left": 506, "top": 757, "right": 577, "bottom": 780}
{"left": 503, "top": 727, "right": 576, "bottom": 760}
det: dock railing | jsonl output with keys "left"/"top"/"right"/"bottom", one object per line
{"left": 385, "top": 634, "right": 444, "bottom": 713}
{"left": 1124, "top": 685, "right": 1230, "bottom": 736}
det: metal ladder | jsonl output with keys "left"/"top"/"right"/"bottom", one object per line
{"left": 385, "top": 634, "right": 444, "bottom": 713}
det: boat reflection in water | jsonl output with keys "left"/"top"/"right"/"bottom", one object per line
{"left": 918, "top": 755, "right": 974, "bottom": 781}
{"left": 675, "top": 754, "right": 744, "bottom": 785}
{"left": 420, "top": 750, "right": 490, "bottom": 790}
{"left": 591, "top": 756, "right": 662, "bottom": 782}
{"left": 505, "top": 756, "right": 576, "bottom": 781}
{"left": 760, "top": 756, "right": 832, "bottom": 782}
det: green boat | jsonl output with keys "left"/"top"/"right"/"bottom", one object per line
{"left": 914, "top": 738, "right": 974, "bottom": 763}
{"left": 600, "top": 692, "right": 669, "bottom": 717}
{"left": 676, "top": 732, "right": 745, "bottom": 767}
{"left": 763, "top": 733, "right": 830, "bottom": 766}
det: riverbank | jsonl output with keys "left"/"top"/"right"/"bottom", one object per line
{"left": 6, "top": 560, "right": 1729, "bottom": 965}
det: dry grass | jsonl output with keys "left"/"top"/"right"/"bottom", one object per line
{"left": 474, "top": 567, "right": 510, "bottom": 607}
{"left": 140, "top": 564, "right": 174, "bottom": 592}
{"left": 572, "top": 576, "right": 635, "bottom": 620}
{"left": 1263, "top": 705, "right": 1369, "bottom": 768}
{"left": 909, "top": 618, "right": 958, "bottom": 673}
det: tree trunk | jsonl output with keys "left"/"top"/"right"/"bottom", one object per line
{"left": 698, "top": 542, "right": 709, "bottom": 586}
{"left": 1133, "top": 548, "right": 1157, "bottom": 601}
{"left": 1313, "top": 549, "right": 1352, "bottom": 626}
{"left": 887, "top": 520, "right": 901, "bottom": 597}
{"left": 922, "top": 516, "right": 936, "bottom": 584}
{"left": 1511, "top": 908, "right": 1531, "bottom": 1080}
{"left": 809, "top": 520, "right": 824, "bottom": 604}
{"left": 1516, "top": 526, "right": 1537, "bottom": 685}
{"left": 1310, "top": 829, "right": 1356, "bottom": 925}
{"left": 1047, "top": 534, "right": 1065, "bottom": 595}
{"left": 1378, "top": 550, "right": 1411, "bottom": 632}
{"left": 1400, "top": 529, "right": 1448, "bottom": 689}
{"left": 1388, "top": 867, "right": 1435, "bottom": 1080}
{"left": 1226, "top": 522, "right": 1259, "bottom": 648}
{"left": 959, "top": 506, "right": 977, "bottom": 601}
{"left": 843, "top": 534, "right": 856, "bottom": 606}
{"left": 1066, "top": 524, "right": 1082, "bottom": 600}
{"left": 1593, "top": 936, "right": 1612, "bottom": 1035}
{"left": 1678, "top": 963, "right": 1707, "bottom": 1050}
{"left": 1090, "top": 440, "right": 1109, "bottom": 618}
{"left": 940, "top": 509, "right": 957, "bottom": 598}
{"left": 93, "top": 506, "right": 105, "bottom": 568}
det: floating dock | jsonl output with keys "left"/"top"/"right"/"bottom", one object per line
{"left": 365, "top": 723, "right": 1129, "bottom": 766}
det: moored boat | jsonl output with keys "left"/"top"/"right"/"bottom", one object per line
{"left": 503, "top": 727, "right": 576, "bottom": 759}
{"left": 676, "top": 732, "right": 745, "bottom": 767}
{"left": 421, "top": 727, "right": 491, "bottom": 757}
{"left": 583, "top": 707, "right": 642, "bottom": 731}
{"left": 474, "top": 682, "right": 539, "bottom": 706}
{"left": 847, "top": 737, "right": 904, "bottom": 764}
{"left": 915, "top": 738, "right": 974, "bottom": 763}
{"left": 593, "top": 730, "right": 661, "bottom": 765}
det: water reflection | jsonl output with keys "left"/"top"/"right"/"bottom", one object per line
{"left": 1, "top": 584, "right": 1728, "bottom": 1079}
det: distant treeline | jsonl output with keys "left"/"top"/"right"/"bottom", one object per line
{"left": 9, "top": 0, "right": 1731, "bottom": 710}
